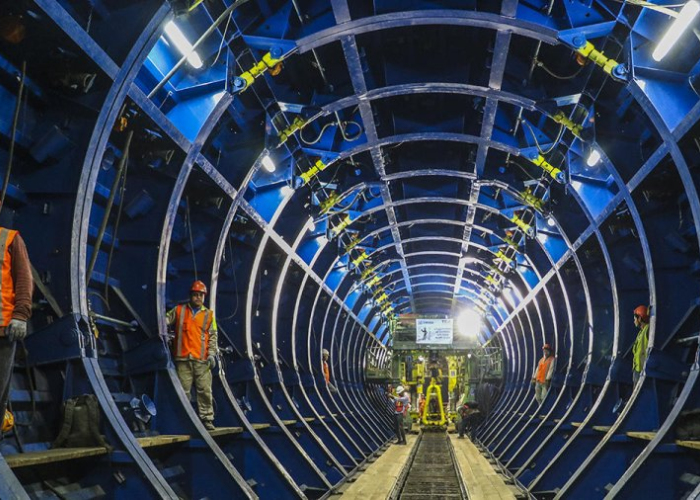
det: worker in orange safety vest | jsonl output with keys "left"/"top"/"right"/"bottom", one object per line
{"left": 532, "top": 343, "right": 555, "bottom": 404}
{"left": 322, "top": 348, "right": 338, "bottom": 393}
{"left": 0, "top": 227, "right": 33, "bottom": 436}
{"left": 166, "top": 280, "right": 218, "bottom": 430}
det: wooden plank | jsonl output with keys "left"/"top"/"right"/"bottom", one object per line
{"left": 592, "top": 426, "right": 611, "bottom": 433}
{"left": 5, "top": 447, "right": 108, "bottom": 468}
{"left": 627, "top": 431, "right": 656, "bottom": 441}
{"left": 450, "top": 435, "right": 516, "bottom": 499}
{"left": 209, "top": 427, "right": 244, "bottom": 437}
{"left": 677, "top": 440, "right": 700, "bottom": 450}
{"left": 304, "top": 417, "right": 315, "bottom": 422}
{"left": 252, "top": 423, "right": 271, "bottom": 430}
{"left": 137, "top": 435, "right": 190, "bottom": 448}
{"left": 282, "top": 420, "right": 297, "bottom": 426}
{"left": 571, "top": 422, "right": 582, "bottom": 428}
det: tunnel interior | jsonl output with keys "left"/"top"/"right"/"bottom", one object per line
{"left": 0, "top": 0, "right": 700, "bottom": 499}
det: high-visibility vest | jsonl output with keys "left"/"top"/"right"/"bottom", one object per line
{"left": 535, "top": 355, "right": 554, "bottom": 384}
{"left": 632, "top": 323, "right": 649, "bottom": 373}
{"left": 0, "top": 229, "right": 18, "bottom": 327}
{"left": 172, "top": 304, "right": 213, "bottom": 361}
{"left": 395, "top": 399, "right": 406, "bottom": 414}
{"left": 323, "top": 361, "right": 330, "bottom": 383}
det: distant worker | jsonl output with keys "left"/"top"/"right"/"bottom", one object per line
{"left": 457, "top": 402, "right": 470, "bottom": 439}
{"left": 166, "top": 280, "right": 218, "bottom": 430}
{"left": 0, "top": 228, "right": 33, "bottom": 435}
{"left": 632, "top": 305, "right": 650, "bottom": 385}
{"left": 388, "top": 385, "right": 409, "bottom": 445}
{"left": 322, "top": 348, "right": 338, "bottom": 393}
{"left": 532, "top": 343, "right": 555, "bottom": 404}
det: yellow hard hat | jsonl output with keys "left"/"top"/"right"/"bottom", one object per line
{"left": 2, "top": 409, "right": 14, "bottom": 433}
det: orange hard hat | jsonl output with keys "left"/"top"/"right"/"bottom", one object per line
{"left": 2, "top": 409, "right": 14, "bottom": 433}
{"left": 634, "top": 305, "right": 649, "bottom": 322}
{"left": 542, "top": 343, "right": 552, "bottom": 351}
{"left": 190, "top": 280, "right": 208, "bottom": 294}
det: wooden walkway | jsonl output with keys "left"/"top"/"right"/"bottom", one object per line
{"left": 450, "top": 434, "right": 517, "bottom": 500}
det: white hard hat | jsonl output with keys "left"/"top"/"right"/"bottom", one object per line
{"left": 396, "top": 385, "right": 405, "bottom": 394}
{"left": 322, "top": 349, "right": 329, "bottom": 356}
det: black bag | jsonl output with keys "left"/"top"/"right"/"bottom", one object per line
{"left": 676, "top": 409, "right": 700, "bottom": 441}
{"left": 53, "top": 394, "right": 112, "bottom": 450}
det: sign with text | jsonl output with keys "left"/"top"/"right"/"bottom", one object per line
{"left": 415, "top": 318, "right": 454, "bottom": 345}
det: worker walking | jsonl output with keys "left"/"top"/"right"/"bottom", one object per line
{"left": 388, "top": 385, "right": 410, "bottom": 444}
{"left": 532, "top": 344, "right": 555, "bottom": 405}
{"left": 166, "top": 280, "right": 218, "bottom": 430}
{"left": 0, "top": 228, "right": 33, "bottom": 435}
{"left": 632, "top": 305, "right": 650, "bottom": 385}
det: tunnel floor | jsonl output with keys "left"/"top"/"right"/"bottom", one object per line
{"left": 338, "top": 430, "right": 520, "bottom": 500}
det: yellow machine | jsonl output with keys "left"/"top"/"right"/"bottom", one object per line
{"left": 422, "top": 377, "right": 447, "bottom": 428}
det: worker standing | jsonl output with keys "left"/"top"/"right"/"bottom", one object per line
{"left": 0, "top": 228, "right": 33, "bottom": 435}
{"left": 166, "top": 280, "right": 218, "bottom": 430}
{"left": 322, "top": 348, "right": 338, "bottom": 393}
{"left": 532, "top": 344, "right": 555, "bottom": 405}
{"left": 456, "top": 402, "right": 470, "bottom": 439}
{"left": 632, "top": 305, "right": 650, "bottom": 385}
{"left": 389, "top": 385, "right": 409, "bottom": 445}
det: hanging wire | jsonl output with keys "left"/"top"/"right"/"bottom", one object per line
{"left": 211, "top": 10, "right": 233, "bottom": 67}
{"left": 185, "top": 196, "right": 198, "bottom": 280}
{"left": 104, "top": 145, "right": 129, "bottom": 306}
{"left": 534, "top": 59, "right": 585, "bottom": 80}
{"left": 218, "top": 237, "right": 240, "bottom": 321}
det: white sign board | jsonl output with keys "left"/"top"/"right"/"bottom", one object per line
{"left": 415, "top": 318, "right": 454, "bottom": 345}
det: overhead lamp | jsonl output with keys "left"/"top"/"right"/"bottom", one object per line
{"left": 457, "top": 308, "right": 483, "bottom": 338}
{"left": 586, "top": 148, "right": 601, "bottom": 167}
{"left": 261, "top": 153, "right": 276, "bottom": 172}
{"left": 163, "top": 21, "right": 203, "bottom": 69}
{"left": 547, "top": 216, "right": 556, "bottom": 227}
{"left": 653, "top": 1, "right": 700, "bottom": 62}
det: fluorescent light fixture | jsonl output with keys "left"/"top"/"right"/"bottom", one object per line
{"left": 261, "top": 154, "right": 275, "bottom": 172}
{"left": 281, "top": 185, "right": 294, "bottom": 197}
{"left": 457, "top": 308, "right": 483, "bottom": 338}
{"left": 547, "top": 216, "right": 556, "bottom": 227}
{"left": 653, "top": 1, "right": 700, "bottom": 62}
{"left": 164, "top": 21, "right": 203, "bottom": 69}
{"left": 586, "top": 148, "right": 601, "bottom": 167}
{"left": 307, "top": 216, "right": 316, "bottom": 231}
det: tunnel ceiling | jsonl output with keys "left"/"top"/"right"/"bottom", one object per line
{"left": 1, "top": 0, "right": 699, "bottom": 350}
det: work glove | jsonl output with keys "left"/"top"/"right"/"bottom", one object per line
{"left": 207, "top": 354, "right": 217, "bottom": 370}
{"left": 6, "top": 319, "right": 27, "bottom": 342}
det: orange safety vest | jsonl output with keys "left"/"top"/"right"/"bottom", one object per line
{"left": 323, "top": 360, "right": 330, "bottom": 383}
{"left": 172, "top": 304, "right": 213, "bottom": 361}
{"left": 395, "top": 399, "right": 406, "bottom": 414}
{"left": 0, "top": 229, "right": 18, "bottom": 327}
{"left": 536, "top": 355, "right": 554, "bottom": 384}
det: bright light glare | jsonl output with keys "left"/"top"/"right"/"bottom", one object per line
{"left": 653, "top": 1, "right": 700, "bottom": 62}
{"left": 164, "top": 21, "right": 203, "bottom": 69}
{"left": 586, "top": 148, "right": 601, "bottom": 167}
{"left": 261, "top": 154, "right": 276, "bottom": 172}
{"left": 281, "top": 185, "right": 294, "bottom": 196}
{"left": 307, "top": 216, "right": 316, "bottom": 231}
{"left": 457, "top": 309, "right": 483, "bottom": 338}
{"left": 547, "top": 216, "right": 556, "bottom": 227}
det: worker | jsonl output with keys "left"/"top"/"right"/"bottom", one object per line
{"left": 632, "top": 305, "right": 650, "bottom": 385}
{"left": 166, "top": 280, "right": 218, "bottom": 430}
{"left": 388, "top": 385, "right": 409, "bottom": 444}
{"left": 322, "top": 348, "right": 338, "bottom": 393}
{"left": 532, "top": 343, "right": 555, "bottom": 404}
{"left": 0, "top": 228, "right": 33, "bottom": 435}
{"left": 457, "top": 402, "right": 470, "bottom": 438}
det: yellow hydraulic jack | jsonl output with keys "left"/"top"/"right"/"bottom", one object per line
{"left": 422, "top": 377, "right": 446, "bottom": 429}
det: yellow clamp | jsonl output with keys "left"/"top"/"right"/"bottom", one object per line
{"left": 520, "top": 189, "right": 545, "bottom": 212}
{"left": 351, "top": 250, "right": 369, "bottom": 267}
{"left": 299, "top": 159, "right": 328, "bottom": 185}
{"left": 502, "top": 235, "right": 519, "bottom": 249}
{"left": 344, "top": 233, "right": 362, "bottom": 253}
{"left": 551, "top": 111, "right": 583, "bottom": 139}
{"left": 236, "top": 52, "right": 283, "bottom": 92}
{"left": 529, "top": 154, "right": 565, "bottom": 183}
{"left": 495, "top": 250, "right": 513, "bottom": 265}
{"left": 576, "top": 41, "right": 622, "bottom": 77}
{"left": 366, "top": 275, "right": 381, "bottom": 287}
{"left": 376, "top": 293, "right": 389, "bottom": 305}
{"left": 277, "top": 116, "right": 306, "bottom": 146}
{"left": 372, "top": 286, "right": 385, "bottom": 297}
{"left": 361, "top": 264, "right": 379, "bottom": 280}
{"left": 488, "top": 265, "right": 506, "bottom": 277}
{"left": 381, "top": 303, "right": 393, "bottom": 313}
{"left": 486, "top": 275, "right": 498, "bottom": 285}
{"left": 511, "top": 214, "right": 534, "bottom": 236}
{"left": 330, "top": 214, "right": 352, "bottom": 237}
{"left": 320, "top": 192, "right": 340, "bottom": 214}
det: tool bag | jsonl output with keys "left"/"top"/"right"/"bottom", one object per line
{"left": 53, "top": 394, "right": 112, "bottom": 450}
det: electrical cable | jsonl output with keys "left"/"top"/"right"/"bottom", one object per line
{"left": 185, "top": 196, "right": 198, "bottom": 281}
{"left": 217, "top": 237, "right": 240, "bottom": 321}
{"left": 103, "top": 145, "right": 129, "bottom": 306}
{"left": 211, "top": 10, "right": 233, "bottom": 67}
{"left": 534, "top": 59, "right": 585, "bottom": 80}
{"left": 1, "top": 60, "right": 26, "bottom": 215}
